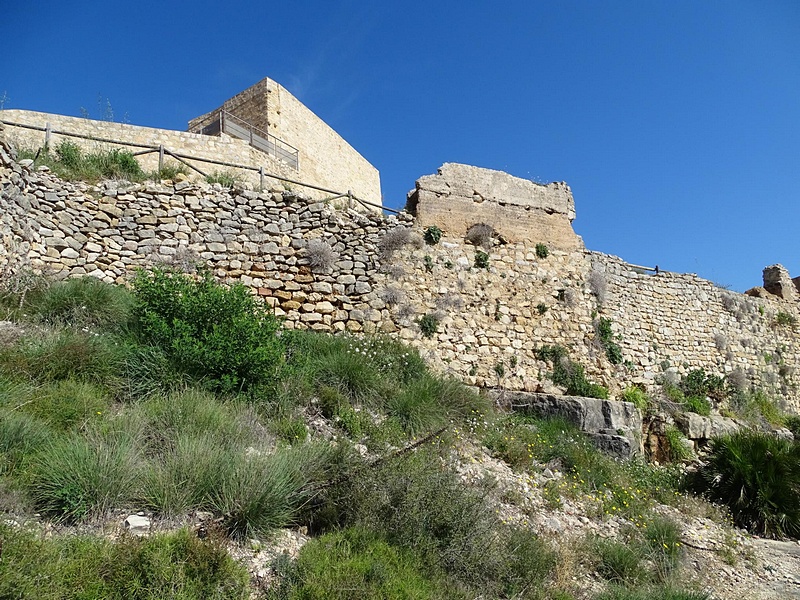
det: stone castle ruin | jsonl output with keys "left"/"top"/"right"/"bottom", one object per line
{"left": 1, "top": 87, "right": 799, "bottom": 425}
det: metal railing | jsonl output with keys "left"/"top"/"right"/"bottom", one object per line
{"left": 195, "top": 110, "right": 299, "bottom": 170}
{"left": 0, "top": 118, "right": 396, "bottom": 214}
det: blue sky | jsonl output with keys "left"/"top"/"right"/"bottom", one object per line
{"left": 2, "top": 1, "right": 799, "bottom": 292}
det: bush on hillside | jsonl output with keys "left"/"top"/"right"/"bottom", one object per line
{"left": 131, "top": 268, "right": 284, "bottom": 393}
{"left": 691, "top": 430, "right": 800, "bottom": 538}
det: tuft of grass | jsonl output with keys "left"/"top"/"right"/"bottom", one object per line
{"left": 204, "top": 170, "right": 241, "bottom": 187}
{"left": 0, "top": 409, "right": 51, "bottom": 475}
{"left": 30, "top": 426, "right": 141, "bottom": 522}
{"left": 621, "top": 386, "right": 649, "bottom": 411}
{"left": 212, "top": 442, "right": 336, "bottom": 538}
{"left": 305, "top": 239, "right": 336, "bottom": 272}
{"left": 535, "top": 243, "right": 549, "bottom": 259}
{"left": 22, "top": 140, "right": 145, "bottom": 182}
{"left": 465, "top": 223, "right": 495, "bottom": 249}
{"left": 593, "top": 537, "right": 646, "bottom": 584}
{"left": 25, "top": 276, "right": 134, "bottom": 330}
{"left": 0, "top": 329, "right": 125, "bottom": 385}
{"left": 268, "top": 527, "right": 441, "bottom": 600}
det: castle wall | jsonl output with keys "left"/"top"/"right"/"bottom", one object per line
{"left": 2, "top": 128, "right": 798, "bottom": 412}
{"left": 407, "top": 163, "right": 582, "bottom": 250}
{"left": 188, "top": 78, "right": 381, "bottom": 207}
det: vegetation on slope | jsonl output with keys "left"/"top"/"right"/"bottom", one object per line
{"left": 1, "top": 269, "right": 796, "bottom": 598}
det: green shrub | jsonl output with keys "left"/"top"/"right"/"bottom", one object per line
{"left": 131, "top": 268, "right": 284, "bottom": 393}
{"left": 692, "top": 430, "right": 800, "bottom": 538}
{"left": 0, "top": 524, "right": 249, "bottom": 600}
{"left": 474, "top": 250, "right": 489, "bottom": 269}
{"left": 418, "top": 313, "right": 439, "bottom": 339}
{"left": 535, "top": 243, "right": 549, "bottom": 259}
{"left": 424, "top": 225, "right": 443, "bottom": 245}
{"left": 325, "top": 450, "right": 502, "bottom": 588}
{"left": 269, "top": 527, "right": 441, "bottom": 600}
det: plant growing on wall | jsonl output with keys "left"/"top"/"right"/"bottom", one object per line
{"left": 535, "top": 345, "right": 609, "bottom": 399}
{"left": 596, "top": 317, "right": 623, "bottom": 365}
{"left": 535, "top": 243, "right": 549, "bottom": 259}
{"left": 465, "top": 223, "right": 494, "bottom": 249}
{"left": 423, "top": 255, "right": 434, "bottom": 273}
{"left": 418, "top": 313, "right": 440, "bottom": 339}
{"left": 474, "top": 251, "right": 489, "bottom": 269}
{"left": 424, "top": 226, "right": 442, "bottom": 245}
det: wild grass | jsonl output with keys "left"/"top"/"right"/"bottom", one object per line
{"left": 0, "top": 524, "right": 250, "bottom": 600}
{"left": 24, "top": 275, "right": 134, "bottom": 330}
{"left": 19, "top": 140, "right": 145, "bottom": 182}
{"left": 30, "top": 425, "right": 141, "bottom": 522}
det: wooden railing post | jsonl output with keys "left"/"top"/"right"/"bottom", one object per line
{"left": 158, "top": 144, "right": 164, "bottom": 172}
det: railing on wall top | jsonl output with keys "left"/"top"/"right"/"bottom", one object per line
{"left": 0, "top": 117, "right": 394, "bottom": 214}
{"left": 195, "top": 110, "right": 299, "bottom": 170}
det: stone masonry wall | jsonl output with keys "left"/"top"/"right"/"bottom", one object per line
{"left": 2, "top": 125, "right": 799, "bottom": 413}
{"left": 188, "top": 78, "right": 381, "bottom": 206}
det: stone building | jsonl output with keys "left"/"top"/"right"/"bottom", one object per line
{"left": 189, "top": 77, "right": 381, "bottom": 208}
{"left": 0, "top": 77, "right": 381, "bottom": 208}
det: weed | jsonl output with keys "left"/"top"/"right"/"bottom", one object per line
{"left": 621, "top": 386, "right": 649, "bottom": 411}
{"left": 379, "top": 286, "right": 405, "bottom": 306}
{"left": 537, "top": 346, "right": 608, "bottom": 399}
{"left": 588, "top": 266, "right": 608, "bottom": 304}
{"left": 775, "top": 311, "right": 797, "bottom": 328}
{"left": 664, "top": 426, "right": 693, "bottom": 462}
{"left": 465, "top": 223, "right": 495, "bottom": 249}
{"left": 379, "top": 227, "right": 412, "bottom": 258}
{"left": 305, "top": 239, "right": 336, "bottom": 272}
{"left": 474, "top": 251, "right": 489, "bottom": 269}
{"left": 596, "top": 317, "right": 623, "bottom": 365}
{"left": 424, "top": 225, "right": 443, "bottom": 245}
{"left": 204, "top": 170, "right": 241, "bottom": 187}
{"left": 536, "top": 303, "right": 548, "bottom": 315}
{"left": 418, "top": 313, "right": 440, "bottom": 339}
{"left": 593, "top": 537, "right": 646, "bottom": 583}
{"left": 423, "top": 254, "right": 434, "bottom": 272}
{"left": 535, "top": 243, "right": 549, "bottom": 259}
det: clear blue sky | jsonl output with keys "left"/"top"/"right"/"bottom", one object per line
{"left": 3, "top": 1, "right": 799, "bottom": 292}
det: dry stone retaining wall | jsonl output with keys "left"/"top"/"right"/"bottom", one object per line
{"left": 2, "top": 126, "right": 799, "bottom": 412}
